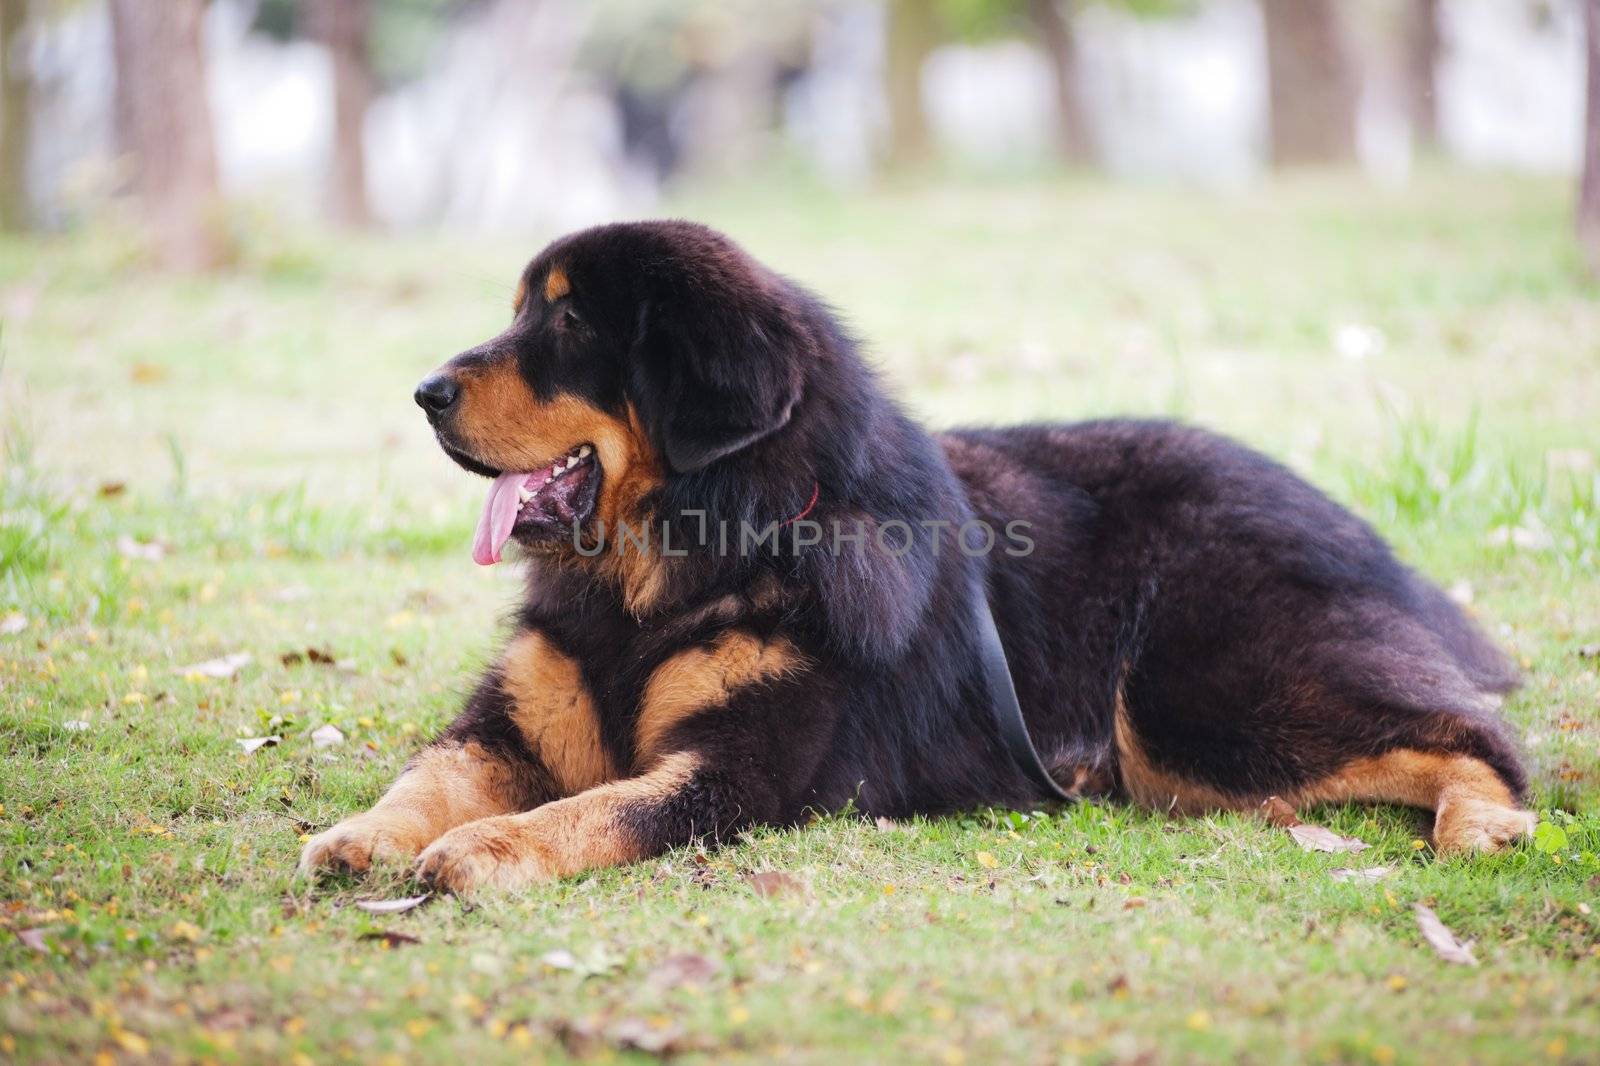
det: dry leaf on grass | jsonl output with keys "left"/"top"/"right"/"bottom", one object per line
{"left": 606, "top": 1018, "right": 688, "bottom": 1056}
{"left": 281, "top": 646, "right": 337, "bottom": 666}
{"left": 354, "top": 894, "right": 430, "bottom": 916}
{"left": 236, "top": 736, "right": 280, "bottom": 755}
{"left": 541, "top": 949, "right": 580, "bottom": 971}
{"left": 539, "top": 948, "right": 618, "bottom": 977}
{"left": 874, "top": 816, "right": 899, "bottom": 832}
{"left": 1289, "top": 824, "right": 1372, "bottom": 854}
{"left": 310, "top": 725, "right": 345, "bottom": 749}
{"left": 1413, "top": 903, "right": 1477, "bottom": 966}
{"left": 745, "top": 870, "right": 808, "bottom": 899}
{"left": 358, "top": 930, "right": 421, "bottom": 947}
{"left": 180, "top": 653, "right": 252, "bottom": 679}
{"left": 115, "top": 535, "right": 168, "bottom": 561}
{"left": 649, "top": 952, "right": 719, "bottom": 989}
{"left": 1263, "top": 796, "right": 1371, "bottom": 853}
{"left": 1330, "top": 866, "right": 1394, "bottom": 883}
{"left": 16, "top": 928, "right": 50, "bottom": 953}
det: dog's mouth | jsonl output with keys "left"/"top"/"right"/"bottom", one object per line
{"left": 469, "top": 443, "right": 601, "bottom": 566}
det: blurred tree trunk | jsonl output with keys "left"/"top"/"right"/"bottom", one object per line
{"left": 1029, "top": 0, "right": 1092, "bottom": 165}
{"left": 0, "top": 0, "right": 33, "bottom": 230}
{"left": 1581, "top": 0, "right": 1600, "bottom": 274}
{"left": 311, "top": 0, "right": 373, "bottom": 229}
{"left": 1260, "top": 0, "right": 1359, "bottom": 166}
{"left": 108, "top": 0, "right": 229, "bottom": 270}
{"left": 884, "top": 0, "right": 936, "bottom": 169}
{"left": 1406, "top": 0, "right": 1441, "bottom": 149}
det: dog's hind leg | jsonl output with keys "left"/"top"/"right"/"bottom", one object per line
{"left": 1290, "top": 747, "right": 1536, "bottom": 855}
{"left": 1113, "top": 679, "right": 1535, "bottom": 855}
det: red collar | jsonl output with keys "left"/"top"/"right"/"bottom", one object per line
{"left": 780, "top": 481, "right": 820, "bottom": 526}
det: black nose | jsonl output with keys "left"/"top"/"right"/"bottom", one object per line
{"left": 414, "top": 375, "right": 460, "bottom": 417}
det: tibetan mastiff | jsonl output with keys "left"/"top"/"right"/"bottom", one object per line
{"left": 300, "top": 221, "right": 1533, "bottom": 892}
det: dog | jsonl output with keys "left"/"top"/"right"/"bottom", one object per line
{"left": 299, "top": 221, "right": 1535, "bottom": 892}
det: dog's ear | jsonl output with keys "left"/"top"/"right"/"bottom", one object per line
{"left": 630, "top": 286, "right": 804, "bottom": 474}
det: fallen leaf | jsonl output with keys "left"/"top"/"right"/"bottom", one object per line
{"left": 358, "top": 930, "right": 421, "bottom": 948}
{"left": 112, "top": 1030, "right": 151, "bottom": 1056}
{"left": 354, "top": 894, "right": 430, "bottom": 916}
{"left": 1288, "top": 823, "right": 1371, "bottom": 854}
{"left": 16, "top": 928, "right": 50, "bottom": 953}
{"left": 1260, "top": 796, "right": 1301, "bottom": 828}
{"left": 538, "top": 947, "right": 618, "bottom": 977}
{"left": 745, "top": 870, "right": 808, "bottom": 899}
{"left": 874, "top": 816, "right": 900, "bottom": 832}
{"left": 975, "top": 851, "right": 1000, "bottom": 870}
{"left": 310, "top": 724, "right": 345, "bottom": 749}
{"left": 649, "top": 952, "right": 719, "bottom": 989}
{"left": 129, "top": 361, "right": 169, "bottom": 384}
{"left": 606, "top": 1017, "right": 687, "bottom": 1056}
{"left": 1330, "top": 866, "right": 1395, "bottom": 883}
{"left": 1264, "top": 798, "right": 1370, "bottom": 852}
{"left": 115, "top": 534, "right": 168, "bottom": 561}
{"left": 281, "top": 646, "right": 337, "bottom": 666}
{"left": 0, "top": 612, "right": 27, "bottom": 635}
{"left": 179, "top": 652, "right": 252, "bottom": 679}
{"left": 98, "top": 481, "right": 127, "bottom": 497}
{"left": 236, "top": 736, "right": 281, "bottom": 755}
{"left": 1413, "top": 903, "right": 1477, "bottom": 966}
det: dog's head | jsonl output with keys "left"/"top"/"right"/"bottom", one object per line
{"left": 416, "top": 221, "right": 809, "bottom": 566}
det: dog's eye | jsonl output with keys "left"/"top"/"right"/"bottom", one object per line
{"left": 560, "top": 307, "right": 582, "bottom": 329}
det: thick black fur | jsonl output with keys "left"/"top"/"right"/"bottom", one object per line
{"left": 426, "top": 220, "right": 1525, "bottom": 856}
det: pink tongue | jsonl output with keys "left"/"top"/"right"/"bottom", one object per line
{"left": 472, "top": 472, "right": 528, "bottom": 566}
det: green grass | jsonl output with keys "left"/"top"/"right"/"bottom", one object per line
{"left": 2, "top": 169, "right": 1598, "bottom": 1064}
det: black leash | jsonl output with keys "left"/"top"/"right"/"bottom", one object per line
{"left": 973, "top": 591, "right": 1075, "bottom": 803}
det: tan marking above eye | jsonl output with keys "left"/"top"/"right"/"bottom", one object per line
{"left": 544, "top": 266, "right": 570, "bottom": 302}
{"left": 635, "top": 631, "right": 804, "bottom": 764}
{"left": 513, "top": 276, "right": 528, "bottom": 313}
{"left": 500, "top": 631, "right": 614, "bottom": 795}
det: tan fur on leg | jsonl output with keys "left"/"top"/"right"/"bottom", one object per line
{"left": 1114, "top": 687, "right": 1532, "bottom": 855}
{"left": 298, "top": 742, "right": 535, "bottom": 876}
{"left": 1291, "top": 750, "right": 1535, "bottom": 855}
{"left": 635, "top": 632, "right": 802, "bottom": 765}
{"left": 416, "top": 752, "right": 699, "bottom": 892}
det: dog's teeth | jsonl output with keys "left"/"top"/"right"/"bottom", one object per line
{"left": 564, "top": 455, "right": 579, "bottom": 470}
{"left": 578, "top": 445, "right": 592, "bottom": 458}
{"left": 544, "top": 475, "right": 554, "bottom": 484}
{"left": 517, "top": 487, "right": 532, "bottom": 503}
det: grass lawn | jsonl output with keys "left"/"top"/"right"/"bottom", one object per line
{"left": 2, "top": 169, "right": 1598, "bottom": 1064}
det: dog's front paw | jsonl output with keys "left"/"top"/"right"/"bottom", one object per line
{"left": 298, "top": 814, "right": 430, "bottom": 877}
{"left": 415, "top": 815, "right": 554, "bottom": 893}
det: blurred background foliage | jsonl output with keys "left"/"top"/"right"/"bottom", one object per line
{"left": 0, "top": 0, "right": 1596, "bottom": 267}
